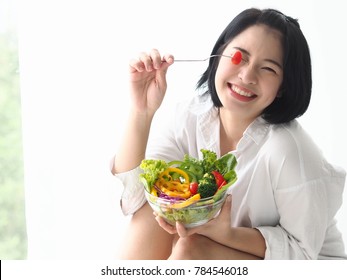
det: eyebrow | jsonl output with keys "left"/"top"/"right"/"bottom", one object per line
{"left": 234, "top": 47, "right": 283, "bottom": 69}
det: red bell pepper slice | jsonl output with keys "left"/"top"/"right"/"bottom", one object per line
{"left": 211, "top": 170, "right": 227, "bottom": 189}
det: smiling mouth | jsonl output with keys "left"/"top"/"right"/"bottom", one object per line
{"left": 229, "top": 84, "right": 257, "bottom": 100}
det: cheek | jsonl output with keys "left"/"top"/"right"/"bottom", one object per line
{"left": 264, "top": 82, "right": 282, "bottom": 103}
{"left": 215, "top": 63, "right": 234, "bottom": 87}
{"left": 214, "top": 68, "right": 224, "bottom": 93}
{"left": 266, "top": 94, "right": 278, "bottom": 106}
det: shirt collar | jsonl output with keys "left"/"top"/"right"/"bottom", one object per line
{"left": 243, "top": 117, "right": 270, "bottom": 146}
{"left": 193, "top": 94, "right": 271, "bottom": 154}
{"left": 193, "top": 96, "right": 220, "bottom": 155}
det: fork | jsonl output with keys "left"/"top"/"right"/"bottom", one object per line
{"left": 174, "top": 54, "right": 232, "bottom": 62}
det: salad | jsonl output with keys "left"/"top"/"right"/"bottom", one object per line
{"left": 139, "top": 149, "right": 237, "bottom": 227}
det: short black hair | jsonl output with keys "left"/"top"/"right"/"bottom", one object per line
{"left": 197, "top": 8, "right": 312, "bottom": 124}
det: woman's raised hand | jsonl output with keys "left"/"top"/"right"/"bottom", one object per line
{"left": 129, "top": 49, "right": 174, "bottom": 116}
{"left": 112, "top": 50, "right": 174, "bottom": 174}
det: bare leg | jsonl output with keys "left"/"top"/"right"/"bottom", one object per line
{"left": 169, "top": 234, "right": 261, "bottom": 260}
{"left": 119, "top": 203, "right": 175, "bottom": 259}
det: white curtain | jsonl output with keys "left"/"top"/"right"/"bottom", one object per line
{"left": 18, "top": 0, "right": 347, "bottom": 259}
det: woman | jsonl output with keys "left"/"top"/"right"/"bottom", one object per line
{"left": 111, "top": 8, "right": 346, "bottom": 259}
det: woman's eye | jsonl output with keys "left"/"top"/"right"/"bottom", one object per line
{"left": 262, "top": 67, "right": 276, "bottom": 74}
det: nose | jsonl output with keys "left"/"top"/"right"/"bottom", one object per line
{"left": 238, "top": 64, "right": 257, "bottom": 85}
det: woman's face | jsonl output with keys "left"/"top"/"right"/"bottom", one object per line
{"left": 215, "top": 24, "right": 284, "bottom": 121}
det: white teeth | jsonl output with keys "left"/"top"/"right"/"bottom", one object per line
{"left": 232, "top": 85, "right": 254, "bottom": 97}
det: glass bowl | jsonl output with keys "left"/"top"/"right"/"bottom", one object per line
{"left": 144, "top": 189, "right": 229, "bottom": 228}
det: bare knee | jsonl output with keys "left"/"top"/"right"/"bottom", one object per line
{"left": 120, "top": 203, "right": 174, "bottom": 259}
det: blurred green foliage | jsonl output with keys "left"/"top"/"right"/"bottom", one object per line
{"left": 0, "top": 29, "right": 27, "bottom": 259}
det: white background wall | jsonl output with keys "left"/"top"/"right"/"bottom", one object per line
{"left": 18, "top": 0, "right": 346, "bottom": 259}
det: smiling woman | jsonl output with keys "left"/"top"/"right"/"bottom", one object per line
{"left": 112, "top": 7, "right": 346, "bottom": 260}
{"left": 16, "top": 0, "right": 347, "bottom": 260}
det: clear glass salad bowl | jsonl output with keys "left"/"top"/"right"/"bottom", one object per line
{"left": 144, "top": 188, "right": 229, "bottom": 228}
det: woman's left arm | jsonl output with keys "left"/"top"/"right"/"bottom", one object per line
{"left": 155, "top": 195, "right": 267, "bottom": 258}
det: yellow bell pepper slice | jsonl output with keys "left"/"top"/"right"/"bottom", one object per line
{"left": 156, "top": 168, "right": 191, "bottom": 198}
{"left": 171, "top": 194, "right": 201, "bottom": 209}
{"left": 159, "top": 167, "right": 190, "bottom": 184}
{"left": 151, "top": 188, "right": 158, "bottom": 197}
{"left": 159, "top": 185, "right": 191, "bottom": 199}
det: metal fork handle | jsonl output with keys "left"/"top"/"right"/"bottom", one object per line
{"left": 174, "top": 54, "right": 232, "bottom": 62}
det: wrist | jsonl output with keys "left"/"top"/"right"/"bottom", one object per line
{"left": 129, "top": 106, "right": 156, "bottom": 122}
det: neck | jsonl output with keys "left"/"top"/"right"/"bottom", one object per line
{"left": 219, "top": 108, "right": 255, "bottom": 155}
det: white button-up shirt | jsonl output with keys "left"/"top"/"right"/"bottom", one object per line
{"left": 114, "top": 93, "right": 346, "bottom": 259}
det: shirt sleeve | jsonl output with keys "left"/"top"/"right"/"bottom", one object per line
{"left": 111, "top": 104, "right": 188, "bottom": 215}
{"left": 257, "top": 173, "right": 345, "bottom": 259}
{"left": 252, "top": 121, "right": 347, "bottom": 259}
{"left": 113, "top": 165, "right": 146, "bottom": 215}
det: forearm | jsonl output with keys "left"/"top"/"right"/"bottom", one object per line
{"left": 112, "top": 110, "right": 154, "bottom": 174}
{"left": 202, "top": 225, "right": 266, "bottom": 259}
{"left": 113, "top": 50, "right": 172, "bottom": 174}
{"left": 228, "top": 227, "right": 266, "bottom": 258}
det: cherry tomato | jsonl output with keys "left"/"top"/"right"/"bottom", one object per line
{"left": 189, "top": 182, "right": 198, "bottom": 195}
{"left": 231, "top": 51, "right": 242, "bottom": 65}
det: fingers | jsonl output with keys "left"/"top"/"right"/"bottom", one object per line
{"left": 129, "top": 49, "right": 174, "bottom": 73}
{"left": 175, "top": 222, "right": 199, "bottom": 238}
{"left": 216, "top": 195, "right": 232, "bottom": 220}
{"left": 153, "top": 213, "right": 193, "bottom": 237}
{"left": 154, "top": 214, "right": 177, "bottom": 235}
{"left": 154, "top": 211, "right": 200, "bottom": 238}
